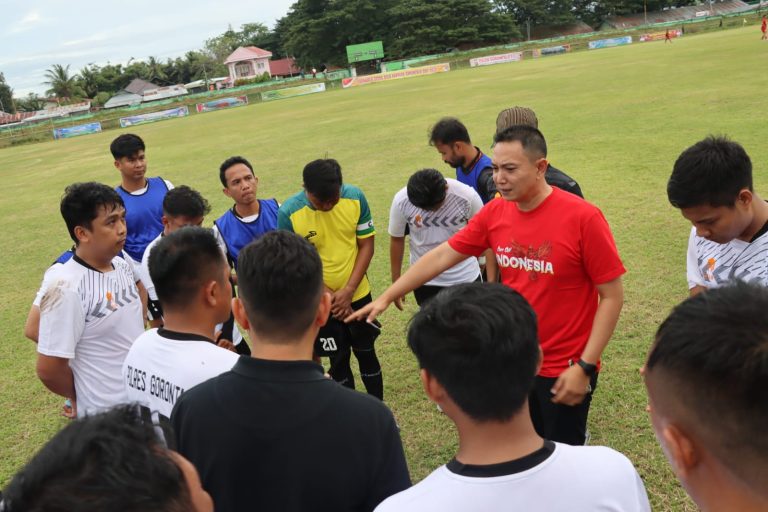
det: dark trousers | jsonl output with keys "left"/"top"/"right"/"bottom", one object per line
{"left": 327, "top": 295, "right": 383, "bottom": 400}
{"left": 529, "top": 373, "right": 599, "bottom": 445}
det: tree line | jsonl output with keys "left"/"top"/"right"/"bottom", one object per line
{"left": 2, "top": 0, "right": 696, "bottom": 113}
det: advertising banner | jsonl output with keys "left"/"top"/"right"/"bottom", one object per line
{"left": 342, "top": 63, "right": 450, "bottom": 88}
{"left": 589, "top": 36, "right": 632, "bottom": 50}
{"left": 261, "top": 83, "right": 326, "bottom": 101}
{"left": 533, "top": 44, "right": 571, "bottom": 57}
{"left": 195, "top": 96, "right": 248, "bottom": 113}
{"left": 469, "top": 52, "right": 523, "bottom": 67}
{"left": 53, "top": 122, "right": 102, "bottom": 140}
{"left": 119, "top": 106, "right": 189, "bottom": 128}
{"left": 639, "top": 30, "right": 682, "bottom": 42}
{"left": 324, "top": 69, "right": 351, "bottom": 81}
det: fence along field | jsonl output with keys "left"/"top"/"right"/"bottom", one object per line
{"left": 1, "top": 25, "right": 766, "bottom": 510}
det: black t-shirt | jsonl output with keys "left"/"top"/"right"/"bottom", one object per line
{"left": 171, "top": 357, "right": 411, "bottom": 512}
{"left": 545, "top": 164, "right": 583, "bottom": 198}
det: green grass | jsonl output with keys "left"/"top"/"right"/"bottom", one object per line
{"left": 2, "top": 25, "right": 767, "bottom": 509}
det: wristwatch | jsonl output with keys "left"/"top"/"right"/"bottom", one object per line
{"left": 576, "top": 359, "right": 597, "bottom": 377}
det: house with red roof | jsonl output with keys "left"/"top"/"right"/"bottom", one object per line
{"left": 269, "top": 57, "right": 301, "bottom": 78}
{"left": 225, "top": 46, "right": 273, "bottom": 83}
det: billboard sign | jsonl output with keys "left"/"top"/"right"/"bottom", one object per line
{"left": 261, "top": 83, "right": 326, "bottom": 101}
{"left": 196, "top": 96, "right": 248, "bottom": 113}
{"left": 346, "top": 41, "right": 384, "bottom": 63}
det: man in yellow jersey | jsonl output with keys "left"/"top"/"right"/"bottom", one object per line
{"left": 278, "top": 159, "right": 382, "bottom": 399}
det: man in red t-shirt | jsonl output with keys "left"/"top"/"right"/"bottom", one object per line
{"left": 349, "top": 125, "right": 625, "bottom": 445}
{"left": 762, "top": 16, "right": 767, "bottom": 40}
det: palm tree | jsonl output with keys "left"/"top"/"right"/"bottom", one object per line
{"left": 43, "top": 64, "right": 84, "bottom": 101}
{"left": 78, "top": 64, "right": 100, "bottom": 98}
{"left": 146, "top": 56, "right": 167, "bottom": 84}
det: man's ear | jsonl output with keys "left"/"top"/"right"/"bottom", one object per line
{"left": 74, "top": 225, "right": 89, "bottom": 245}
{"left": 223, "top": 187, "right": 233, "bottom": 200}
{"left": 420, "top": 368, "right": 447, "bottom": 404}
{"left": 161, "top": 215, "right": 170, "bottom": 229}
{"left": 315, "top": 292, "right": 331, "bottom": 327}
{"left": 660, "top": 423, "right": 700, "bottom": 479}
{"left": 536, "top": 157, "right": 549, "bottom": 176}
{"left": 232, "top": 297, "right": 250, "bottom": 331}
{"left": 113, "top": 160, "right": 121, "bottom": 170}
{"left": 737, "top": 188, "right": 754, "bottom": 208}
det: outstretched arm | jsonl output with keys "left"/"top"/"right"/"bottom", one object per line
{"left": 346, "top": 241, "right": 468, "bottom": 323}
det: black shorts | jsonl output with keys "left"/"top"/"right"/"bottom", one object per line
{"left": 313, "top": 294, "right": 381, "bottom": 357}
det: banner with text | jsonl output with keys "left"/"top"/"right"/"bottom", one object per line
{"left": 53, "top": 122, "right": 102, "bottom": 140}
{"left": 469, "top": 52, "right": 523, "bottom": 67}
{"left": 196, "top": 96, "right": 248, "bottom": 113}
{"left": 342, "top": 63, "right": 450, "bottom": 88}
{"left": 640, "top": 30, "right": 682, "bottom": 42}
{"left": 261, "top": 83, "right": 326, "bottom": 101}
{"left": 119, "top": 106, "right": 189, "bottom": 128}
{"left": 532, "top": 44, "right": 571, "bottom": 58}
{"left": 589, "top": 36, "right": 632, "bottom": 50}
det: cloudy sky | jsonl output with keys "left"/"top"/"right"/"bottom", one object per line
{"left": 1, "top": 0, "right": 296, "bottom": 97}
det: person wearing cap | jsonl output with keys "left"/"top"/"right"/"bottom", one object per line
{"left": 496, "top": 107, "right": 584, "bottom": 198}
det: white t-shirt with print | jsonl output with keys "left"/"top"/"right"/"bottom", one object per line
{"left": 37, "top": 255, "right": 144, "bottom": 417}
{"left": 122, "top": 328, "right": 239, "bottom": 419}
{"left": 388, "top": 179, "right": 482, "bottom": 287}
{"left": 686, "top": 226, "right": 768, "bottom": 289}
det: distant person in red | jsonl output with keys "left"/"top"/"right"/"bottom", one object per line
{"left": 665, "top": 29, "right": 672, "bottom": 43}
{"left": 761, "top": 16, "right": 767, "bottom": 40}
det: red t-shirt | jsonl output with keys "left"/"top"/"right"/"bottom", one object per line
{"left": 449, "top": 187, "right": 625, "bottom": 377}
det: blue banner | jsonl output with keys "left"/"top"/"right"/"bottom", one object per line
{"left": 119, "top": 106, "right": 189, "bottom": 128}
{"left": 53, "top": 122, "right": 102, "bottom": 140}
{"left": 588, "top": 36, "right": 632, "bottom": 50}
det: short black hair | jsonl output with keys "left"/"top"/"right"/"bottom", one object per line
{"left": 647, "top": 281, "right": 768, "bottom": 489}
{"left": 219, "top": 156, "right": 254, "bottom": 187}
{"left": 493, "top": 125, "right": 548, "bottom": 160}
{"left": 429, "top": 117, "right": 471, "bottom": 146}
{"left": 60, "top": 182, "right": 125, "bottom": 244}
{"left": 1, "top": 405, "right": 193, "bottom": 512}
{"left": 407, "top": 283, "right": 540, "bottom": 422}
{"left": 303, "top": 159, "right": 343, "bottom": 202}
{"left": 110, "top": 133, "right": 145, "bottom": 160}
{"left": 667, "top": 136, "right": 753, "bottom": 209}
{"left": 149, "top": 226, "right": 226, "bottom": 309}
{"left": 237, "top": 230, "right": 323, "bottom": 340}
{"left": 407, "top": 169, "right": 447, "bottom": 210}
{"left": 163, "top": 185, "right": 211, "bottom": 218}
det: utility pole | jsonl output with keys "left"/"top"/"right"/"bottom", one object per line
{"left": 644, "top": 1, "right": 648, "bottom": 25}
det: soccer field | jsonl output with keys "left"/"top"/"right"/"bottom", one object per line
{"left": 1, "top": 25, "right": 766, "bottom": 509}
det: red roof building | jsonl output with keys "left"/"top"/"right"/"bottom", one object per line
{"left": 269, "top": 57, "right": 301, "bottom": 77}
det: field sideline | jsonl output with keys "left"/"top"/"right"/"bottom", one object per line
{"left": 2, "top": 26, "right": 766, "bottom": 509}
